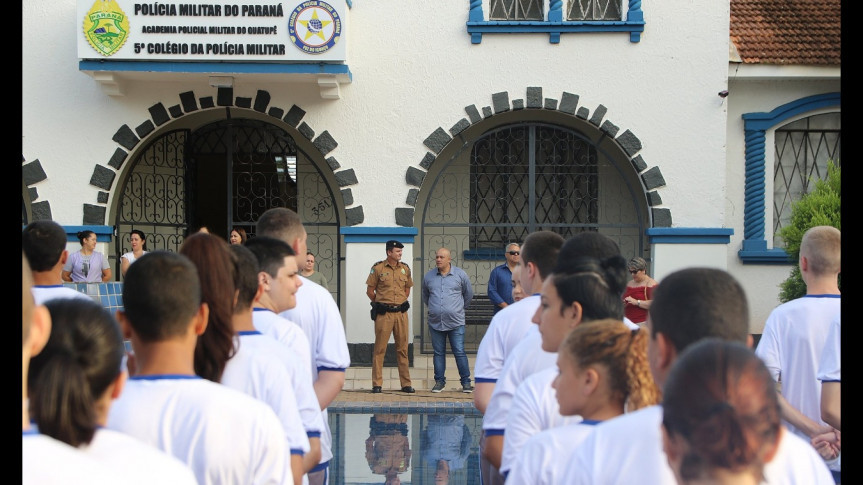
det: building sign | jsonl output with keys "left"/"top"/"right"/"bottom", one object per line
{"left": 77, "top": 0, "right": 346, "bottom": 62}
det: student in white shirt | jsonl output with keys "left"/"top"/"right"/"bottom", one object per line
{"left": 258, "top": 207, "right": 351, "bottom": 485}
{"left": 28, "top": 298, "right": 198, "bottom": 485}
{"left": 22, "top": 254, "right": 127, "bottom": 485}
{"left": 506, "top": 319, "right": 659, "bottom": 484}
{"left": 563, "top": 267, "right": 834, "bottom": 485}
{"left": 22, "top": 220, "right": 94, "bottom": 305}
{"left": 108, "top": 251, "right": 293, "bottom": 485}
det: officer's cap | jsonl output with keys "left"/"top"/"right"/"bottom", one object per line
{"left": 386, "top": 240, "right": 404, "bottom": 251}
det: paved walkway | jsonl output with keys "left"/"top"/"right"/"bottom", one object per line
{"left": 330, "top": 388, "right": 479, "bottom": 414}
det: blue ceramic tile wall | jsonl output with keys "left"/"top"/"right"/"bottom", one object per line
{"left": 65, "top": 282, "right": 124, "bottom": 314}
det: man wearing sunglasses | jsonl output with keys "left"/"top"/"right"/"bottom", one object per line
{"left": 487, "top": 243, "right": 520, "bottom": 315}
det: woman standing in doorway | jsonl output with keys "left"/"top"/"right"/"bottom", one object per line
{"left": 622, "top": 257, "right": 658, "bottom": 325}
{"left": 120, "top": 230, "right": 148, "bottom": 278}
{"left": 229, "top": 227, "right": 247, "bottom": 245}
{"left": 62, "top": 230, "right": 112, "bottom": 282}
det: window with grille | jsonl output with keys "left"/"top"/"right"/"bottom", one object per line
{"left": 469, "top": 124, "right": 599, "bottom": 248}
{"left": 772, "top": 113, "right": 840, "bottom": 248}
{"left": 489, "top": 0, "right": 623, "bottom": 21}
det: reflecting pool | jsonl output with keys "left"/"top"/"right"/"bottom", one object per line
{"left": 328, "top": 410, "right": 483, "bottom": 485}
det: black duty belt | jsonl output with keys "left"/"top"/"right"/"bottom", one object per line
{"left": 375, "top": 301, "right": 410, "bottom": 313}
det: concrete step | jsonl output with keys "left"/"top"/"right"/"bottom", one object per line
{"left": 344, "top": 352, "right": 477, "bottom": 393}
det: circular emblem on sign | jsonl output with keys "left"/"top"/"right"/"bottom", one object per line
{"left": 288, "top": 1, "right": 341, "bottom": 54}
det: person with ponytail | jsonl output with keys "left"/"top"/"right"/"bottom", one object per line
{"left": 507, "top": 319, "right": 660, "bottom": 484}
{"left": 27, "top": 298, "right": 197, "bottom": 484}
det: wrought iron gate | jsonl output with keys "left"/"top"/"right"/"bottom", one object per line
{"left": 115, "top": 118, "right": 341, "bottom": 302}
{"left": 419, "top": 123, "right": 648, "bottom": 353}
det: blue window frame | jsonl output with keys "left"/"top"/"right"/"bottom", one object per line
{"left": 738, "top": 92, "right": 840, "bottom": 264}
{"left": 467, "top": 0, "right": 644, "bottom": 44}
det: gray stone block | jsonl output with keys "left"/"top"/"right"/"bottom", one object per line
{"left": 268, "top": 107, "right": 285, "bottom": 119}
{"left": 135, "top": 120, "right": 155, "bottom": 138}
{"left": 395, "top": 208, "right": 415, "bottom": 227}
{"left": 90, "top": 165, "right": 115, "bottom": 191}
{"left": 326, "top": 156, "right": 340, "bottom": 170}
{"left": 630, "top": 155, "right": 648, "bottom": 173}
{"left": 465, "top": 105, "right": 482, "bottom": 124}
{"left": 297, "top": 122, "right": 315, "bottom": 140}
{"left": 253, "top": 90, "right": 270, "bottom": 112}
{"left": 526, "top": 87, "right": 543, "bottom": 108}
{"left": 652, "top": 208, "right": 672, "bottom": 227}
{"left": 576, "top": 107, "right": 589, "bottom": 119}
{"left": 345, "top": 206, "right": 364, "bottom": 225}
{"left": 97, "top": 192, "right": 109, "bottom": 203}
{"left": 148, "top": 103, "right": 171, "bottom": 126}
{"left": 83, "top": 204, "right": 106, "bottom": 225}
{"left": 313, "top": 131, "right": 338, "bottom": 155}
{"left": 340, "top": 188, "right": 353, "bottom": 206}
{"left": 112, "top": 125, "right": 139, "bottom": 151}
{"left": 420, "top": 152, "right": 435, "bottom": 170}
{"left": 235, "top": 97, "right": 252, "bottom": 108}
{"left": 216, "top": 87, "right": 233, "bottom": 106}
{"left": 599, "top": 120, "right": 619, "bottom": 138}
{"left": 32, "top": 201, "right": 51, "bottom": 221}
{"left": 284, "top": 105, "right": 306, "bottom": 127}
{"left": 22, "top": 160, "right": 47, "bottom": 186}
{"left": 169, "top": 105, "right": 184, "bottom": 118}
{"left": 544, "top": 98, "right": 558, "bottom": 110}
{"left": 406, "top": 166, "right": 425, "bottom": 187}
{"left": 180, "top": 91, "right": 199, "bottom": 112}
{"left": 199, "top": 97, "right": 215, "bottom": 109}
{"left": 558, "top": 92, "right": 579, "bottom": 114}
{"left": 450, "top": 118, "right": 471, "bottom": 136}
{"left": 406, "top": 188, "right": 419, "bottom": 206}
{"left": 334, "top": 169, "right": 358, "bottom": 187}
{"left": 589, "top": 104, "right": 607, "bottom": 126}
{"left": 513, "top": 99, "right": 524, "bottom": 110}
{"left": 646, "top": 191, "right": 662, "bottom": 206}
{"left": 482, "top": 106, "right": 493, "bottom": 118}
{"left": 616, "top": 130, "right": 642, "bottom": 157}
{"left": 492, "top": 92, "right": 510, "bottom": 114}
{"left": 423, "top": 127, "right": 452, "bottom": 154}
{"left": 642, "top": 166, "right": 666, "bottom": 190}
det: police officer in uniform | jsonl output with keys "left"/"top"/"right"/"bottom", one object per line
{"left": 366, "top": 240, "right": 415, "bottom": 394}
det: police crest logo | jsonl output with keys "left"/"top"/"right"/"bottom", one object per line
{"left": 83, "top": 0, "right": 130, "bottom": 57}
{"left": 288, "top": 0, "right": 341, "bottom": 54}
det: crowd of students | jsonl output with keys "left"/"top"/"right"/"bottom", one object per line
{"left": 22, "top": 216, "right": 841, "bottom": 484}
{"left": 22, "top": 208, "right": 350, "bottom": 485}
{"left": 473, "top": 226, "right": 841, "bottom": 484}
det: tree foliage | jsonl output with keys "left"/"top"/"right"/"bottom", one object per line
{"left": 777, "top": 160, "right": 841, "bottom": 302}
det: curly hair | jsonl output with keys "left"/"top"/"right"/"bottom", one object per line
{"left": 559, "top": 318, "right": 661, "bottom": 413}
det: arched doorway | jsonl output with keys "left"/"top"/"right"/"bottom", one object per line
{"left": 113, "top": 115, "right": 341, "bottom": 302}
{"left": 418, "top": 120, "right": 649, "bottom": 353}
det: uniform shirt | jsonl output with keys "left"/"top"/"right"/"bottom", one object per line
{"left": 23, "top": 430, "right": 128, "bottom": 485}
{"left": 482, "top": 327, "right": 557, "bottom": 435}
{"left": 31, "top": 285, "right": 94, "bottom": 305}
{"left": 562, "top": 404, "right": 835, "bottom": 484}
{"left": 473, "top": 294, "right": 541, "bottom": 385}
{"left": 366, "top": 260, "right": 413, "bottom": 305}
{"left": 505, "top": 420, "right": 599, "bottom": 485}
{"left": 755, "top": 293, "right": 840, "bottom": 471}
{"left": 280, "top": 276, "right": 351, "bottom": 471}
{"left": 221, "top": 331, "right": 313, "bottom": 456}
{"left": 421, "top": 264, "right": 473, "bottom": 331}
{"left": 107, "top": 375, "right": 292, "bottom": 485}
{"left": 818, "top": 316, "right": 841, "bottom": 384}
{"left": 487, "top": 263, "right": 514, "bottom": 313}
{"left": 499, "top": 366, "right": 582, "bottom": 474}
{"left": 84, "top": 427, "right": 198, "bottom": 484}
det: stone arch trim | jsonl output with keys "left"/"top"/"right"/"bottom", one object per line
{"left": 397, "top": 87, "right": 670, "bottom": 228}
{"left": 60, "top": 87, "right": 364, "bottom": 225}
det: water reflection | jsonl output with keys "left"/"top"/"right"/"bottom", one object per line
{"left": 329, "top": 411, "right": 482, "bottom": 485}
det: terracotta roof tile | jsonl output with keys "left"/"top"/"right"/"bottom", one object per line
{"left": 730, "top": 0, "right": 840, "bottom": 65}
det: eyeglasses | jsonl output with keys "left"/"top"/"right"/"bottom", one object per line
{"left": 508, "top": 251, "right": 520, "bottom": 256}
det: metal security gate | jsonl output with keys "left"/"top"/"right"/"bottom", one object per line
{"left": 419, "top": 122, "right": 648, "bottom": 353}
{"left": 115, "top": 118, "right": 341, "bottom": 303}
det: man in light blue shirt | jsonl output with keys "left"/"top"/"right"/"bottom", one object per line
{"left": 487, "top": 243, "right": 520, "bottom": 314}
{"left": 422, "top": 247, "right": 474, "bottom": 393}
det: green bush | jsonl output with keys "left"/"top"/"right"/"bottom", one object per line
{"left": 777, "top": 160, "right": 841, "bottom": 302}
